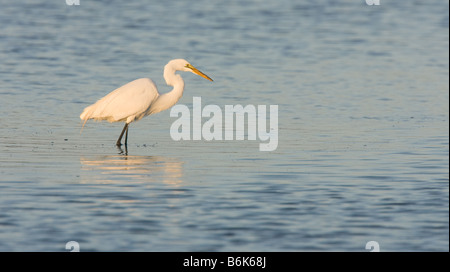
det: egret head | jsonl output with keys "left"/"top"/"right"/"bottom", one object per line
{"left": 169, "top": 59, "right": 213, "bottom": 81}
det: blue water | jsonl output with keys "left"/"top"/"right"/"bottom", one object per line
{"left": 0, "top": 0, "right": 448, "bottom": 251}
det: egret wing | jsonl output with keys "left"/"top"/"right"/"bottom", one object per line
{"left": 81, "top": 78, "right": 159, "bottom": 123}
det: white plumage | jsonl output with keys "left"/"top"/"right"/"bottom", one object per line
{"left": 80, "top": 59, "right": 212, "bottom": 147}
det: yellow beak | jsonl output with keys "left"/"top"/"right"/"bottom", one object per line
{"left": 186, "top": 64, "right": 213, "bottom": 81}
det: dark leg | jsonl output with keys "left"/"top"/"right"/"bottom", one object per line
{"left": 117, "top": 144, "right": 128, "bottom": 155}
{"left": 116, "top": 123, "right": 129, "bottom": 146}
{"left": 124, "top": 124, "right": 129, "bottom": 146}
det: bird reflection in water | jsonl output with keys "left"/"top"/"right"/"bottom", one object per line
{"left": 80, "top": 152, "right": 184, "bottom": 186}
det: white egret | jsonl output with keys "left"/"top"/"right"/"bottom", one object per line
{"left": 80, "top": 59, "right": 213, "bottom": 147}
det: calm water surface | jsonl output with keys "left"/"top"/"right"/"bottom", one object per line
{"left": 0, "top": 0, "right": 448, "bottom": 251}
